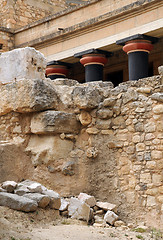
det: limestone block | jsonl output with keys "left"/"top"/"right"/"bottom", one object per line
{"left": 14, "top": 185, "right": 30, "bottom": 196}
{"left": 102, "top": 97, "right": 116, "bottom": 107}
{"left": 151, "top": 150, "right": 162, "bottom": 159}
{"left": 68, "top": 197, "right": 90, "bottom": 222}
{"left": 30, "top": 111, "right": 80, "bottom": 134}
{"left": 96, "top": 202, "right": 117, "bottom": 212}
{"left": 140, "top": 173, "right": 151, "bottom": 184}
{"left": 0, "top": 47, "right": 46, "bottom": 84}
{"left": 1, "top": 181, "right": 17, "bottom": 193}
{"left": 79, "top": 111, "right": 92, "bottom": 126}
{"left": 0, "top": 192, "right": 38, "bottom": 212}
{"left": 86, "top": 127, "right": 99, "bottom": 134}
{"left": 0, "top": 187, "right": 6, "bottom": 192}
{"left": 26, "top": 135, "right": 74, "bottom": 166}
{"left": 122, "top": 89, "right": 138, "bottom": 104}
{"left": 42, "top": 189, "right": 61, "bottom": 210}
{"left": 136, "top": 143, "right": 145, "bottom": 152}
{"left": 107, "top": 141, "right": 123, "bottom": 148}
{"left": 23, "top": 193, "right": 50, "bottom": 208}
{"left": 78, "top": 193, "right": 96, "bottom": 207}
{"left": 94, "top": 215, "right": 104, "bottom": 223}
{"left": 59, "top": 198, "right": 69, "bottom": 211}
{"left": 157, "top": 196, "right": 163, "bottom": 203}
{"left": 72, "top": 85, "right": 103, "bottom": 109}
{"left": 96, "top": 119, "right": 112, "bottom": 129}
{"left": 0, "top": 78, "right": 59, "bottom": 116}
{"left": 97, "top": 109, "right": 113, "bottom": 119}
{"left": 153, "top": 105, "right": 163, "bottom": 114}
{"left": 144, "top": 122, "right": 156, "bottom": 133}
{"left": 147, "top": 196, "right": 156, "bottom": 207}
{"left": 137, "top": 87, "right": 151, "bottom": 94}
{"left": 104, "top": 210, "right": 118, "bottom": 225}
{"left": 151, "top": 93, "right": 163, "bottom": 102}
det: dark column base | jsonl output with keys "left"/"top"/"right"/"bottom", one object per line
{"left": 47, "top": 74, "right": 66, "bottom": 80}
{"left": 128, "top": 51, "right": 149, "bottom": 81}
{"left": 85, "top": 64, "right": 103, "bottom": 82}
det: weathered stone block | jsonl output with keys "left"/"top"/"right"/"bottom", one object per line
{"left": 96, "top": 202, "right": 117, "bottom": 212}
{"left": 1, "top": 181, "right": 17, "bottom": 193}
{"left": 79, "top": 111, "right": 92, "bottom": 126}
{"left": 151, "top": 93, "right": 163, "bottom": 102}
{"left": 0, "top": 47, "right": 46, "bottom": 84}
{"left": 42, "top": 189, "right": 61, "bottom": 210}
{"left": 68, "top": 197, "right": 90, "bottom": 222}
{"left": 104, "top": 210, "right": 118, "bottom": 225}
{"left": 78, "top": 193, "right": 96, "bottom": 207}
{"left": 24, "top": 193, "right": 50, "bottom": 208}
{"left": 0, "top": 192, "right": 38, "bottom": 212}
{"left": 153, "top": 105, "right": 163, "bottom": 114}
{"left": 0, "top": 78, "right": 59, "bottom": 116}
{"left": 59, "top": 198, "right": 69, "bottom": 211}
{"left": 30, "top": 111, "right": 80, "bottom": 134}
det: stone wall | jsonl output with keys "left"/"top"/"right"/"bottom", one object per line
{"left": 0, "top": 48, "right": 162, "bottom": 229}
{"left": 0, "top": 0, "right": 66, "bottom": 29}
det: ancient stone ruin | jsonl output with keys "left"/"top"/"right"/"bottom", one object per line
{"left": 0, "top": 47, "right": 162, "bottom": 229}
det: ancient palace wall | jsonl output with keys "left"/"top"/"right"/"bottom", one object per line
{"left": 0, "top": 48, "right": 162, "bottom": 228}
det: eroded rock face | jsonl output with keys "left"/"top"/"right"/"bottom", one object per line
{"left": 0, "top": 192, "right": 38, "bottom": 212}
{"left": 30, "top": 111, "right": 80, "bottom": 134}
{"left": 0, "top": 47, "right": 46, "bottom": 84}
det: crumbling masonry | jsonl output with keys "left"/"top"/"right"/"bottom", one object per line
{"left": 0, "top": 47, "right": 162, "bottom": 228}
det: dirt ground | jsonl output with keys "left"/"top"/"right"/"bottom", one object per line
{"left": 0, "top": 206, "right": 162, "bottom": 240}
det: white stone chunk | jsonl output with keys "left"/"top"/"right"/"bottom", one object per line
{"left": 96, "top": 201, "right": 117, "bottom": 212}
{"left": 27, "top": 182, "right": 43, "bottom": 193}
{"left": 78, "top": 193, "right": 96, "bottom": 207}
{"left": 42, "top": 189, "right": 61, "bottom": 210}
{"left": 59, "top": 198, "right": 69, "bottom": 211}
{"left": 0, "top": 47, "right": 46, "bottom": 84}
{"left": 0, "top": 192, "right": 38, "bottom": 212}
{"left": 1, "top": 181, "right": 17, "bottom": 193}
{"left": 68, "top": 197, "right": 90, "bottom": 222}
{"left": 23, "top": 193, "right": 50, "bottom": 208}
{"left": 104, "top": 210, "right": 119, "bottom": 225}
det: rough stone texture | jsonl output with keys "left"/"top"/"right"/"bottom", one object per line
{"left": 0, "top": 47, "right": 46, "bottom": 83}
{"left": 104, "top": 210, "right": 119, "bottom": 225}
{"left": 96, "top": 202, "right": 117, "bottom": 212}
{"left": 59, "top": 198, "right": 69, "bottom": 211}
{"left": 30, "top": 111, "right": 80, "bottom": 134}
{"left": 0, "top": 58, "right": 163, "bottom": 229}
{"left": 42, "top": 189, "right": 61, "bottom": 210}
{"left": 78, "top": 193, "right": 96, "bottom": 207}
{"left": 68, "top": 197, "right": 90, "bottom": 222}
{"left": 23, "top": 193, "right": 50, "bottom": 208}
{"left": 1, "top": 181, "right": 17, "bottom": 193}
{"left": 0, "top": 192, "right": 38, "bottom": 212}
{"left": 0, "top": 78, "right": 59, "bottom": 116}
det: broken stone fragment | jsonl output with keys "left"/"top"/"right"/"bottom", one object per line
{"left": 79, "top": 111, "right": 92, "bottom": 126}
{"left": 0, "top": 47, "right": 46, "bottom": 84}
{"left": 0, "top": 78, "right": 59, "bottom": 116}
{"left": 1, "top": 181, "right": 17, "bottom": 193}
{"left": 30, "top": 111, "right": 80, "bottom": 134}
{"left": 0, "top": 187, "right": 6, "bottom": 192}
{"left": 86, "top": 147, "right": 98, "bottom": 158}
{"left": 23, "top": 193, "right": 50, "bottom": 208}
{"left": 0, "top": 192, "right": 38, "bottom": 212}
{"left": 78, "top": 193, "right": 96, "bottom": 207}
{"left": 94, "top": 215, "right": 104, "bottom": 224}
{"left": 151, "top": 93, "right": 163, "bottom": 102}
{"left": 42, "top": 189, "right": 61, "bottom": 210}
{"left": 114, "top": 220, "right": 126, "bottom": 227}
{"left": 96, "top": 201, "right": 117, "bottom": 212}
{"left": 104, "top": 210, "right": 119, "bottom": 225}
{"left": 72, "top": 85, "right": 103, "bottom": 109}
{"left": 62, "top": 161, "right": 75, "bottom": 176}
{"left": 59, "top": 198, "right": 69, "bottom": 211}
{"left": 68, "top": 197, "right": 91, "bottom": 222}
{"left": 27, "top": 182, "right": 44, "bottom": 193}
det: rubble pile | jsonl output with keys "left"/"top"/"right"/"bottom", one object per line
{"left": 0, "top": 180, "right": 122, "bottom": 227}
